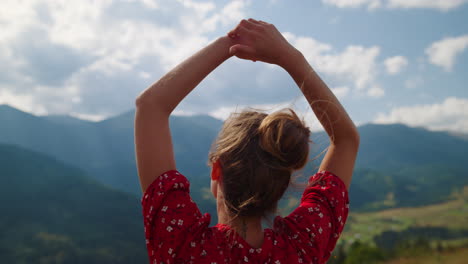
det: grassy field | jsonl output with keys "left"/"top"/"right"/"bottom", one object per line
{"left": 383, "top": 247, "right": 468, "bottom": 264}
{"left": 282, "top": 185, "right": 468, "bottom": 263}
{"left": 341, "top": 186, "right": 468, "bottom": 244}
{"left": 328, "top": 186, "right": 468, "bottom": 263}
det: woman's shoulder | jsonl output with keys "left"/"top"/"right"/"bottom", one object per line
{"left": 141, "top": 170, "right": 190, "bottom": 202}
{"left": 308, "top": 171, "right": 346, "bottom": 187}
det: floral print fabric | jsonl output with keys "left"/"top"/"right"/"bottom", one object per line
{"left": 142, "top": 170, "right": 349, "bottom": 264}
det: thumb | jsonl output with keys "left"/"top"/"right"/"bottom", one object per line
{"left": 229, "top": 44, "right": 256, "bottom": 60}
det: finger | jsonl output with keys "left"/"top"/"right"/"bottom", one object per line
{"left": 248, "top": 18, "right": 262, "bottom": 25}
{"left": 229, "top": 44, "right": 256, "bottom": 60}
{"left": 230, "top": 18, "right": 263, "bottom": 35}
{"left": 241, "top": 19, "right": 261, "bottom": 30}
{"left": 229, "top": 25, "right": 255, "bottom": 38}
{"left": 227, "top": 31, "right": 237, "bottom": 38}
{"left": 230, "top": 19, "right": 261, "bottom": 36}
{"left": 228, "top": 20, "right": 245, "bottom": 37}
{"left": 228, "top": 24, "right": 244, "bottom": 37}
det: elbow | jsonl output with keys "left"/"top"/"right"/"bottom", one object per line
{"left": 346, "top": 123, "right": 360, "bottom": 144}
{"left": 135, "top": 93, "right": 149, "bottom": 109}
{"left": 135, "top": 95, "right": 143, "bottom": 109}
{"left": 134, "top": 95, "right": 153, "bottom": 114}
{"left": 353, "top": 129, "right": 360, "bottom": 148}
{"left": 135, "top": 88, "right": 156, "bottom": 109}
{"left": 135, "top": 91, "right": 171, "bottom": 116}
{"left": 350, "top": 124, "right": 360, "bottom": 143}
{"left": 333, "top": 126, "right": 360, "bottom": 150}
{"left": 347, "top": 127, "right": 360, "bottom": 150}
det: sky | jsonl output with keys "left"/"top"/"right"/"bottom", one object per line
{"left": 1, "top": 0, "right": 467, "bottom": 132}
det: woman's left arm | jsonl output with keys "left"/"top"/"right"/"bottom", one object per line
{"left": 135, "top": 36, "right": 234, "bottom": 192}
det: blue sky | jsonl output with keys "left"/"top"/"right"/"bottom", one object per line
{"left": 1, "top": 0, "right": 467, "bottom": 132}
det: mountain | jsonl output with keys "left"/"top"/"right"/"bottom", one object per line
{"left": 0, "top": 105, "right": 120, "bottom": 188}
{"left": 333, "top": 124, "right": 467, "bottom": 210}
{"left": 355, "top": 123, "right": 467, "bottom": 171}
{"left": 1, "top": 104, "right": 467, "bottom": 212}
{"left": 43, "top": 115, "right": 97, "bottom": 126}
{"left": 0, "top": 143, "right": 147, "bottom": 263}
{"left": 449, "top": 131, "right": 468, "bottom": 141}
{"left": 0, "top": 105, "right": 222, "bottom": 195}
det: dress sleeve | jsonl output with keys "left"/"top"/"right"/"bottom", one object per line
{"left": 141, "top": 170, "right": 208, "bottom": 263}
{"left": 281, "top": 171, "right": 349, "bottom": 264}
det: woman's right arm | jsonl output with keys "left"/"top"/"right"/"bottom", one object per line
{"left": 228, "top": 19, "right": 359, "bottom": 188}
{"left": 281, "top": 50, "right": 359, "bottom": 189}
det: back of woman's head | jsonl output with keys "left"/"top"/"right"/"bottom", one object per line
{"left": 208, "top": 108, "right": 311, "bottom": 218}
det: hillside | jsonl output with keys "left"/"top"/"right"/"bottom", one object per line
{"left": 0, "top": 105, "right": 222, "bottom": 195}
{"left": 1, "top": 104, "right": 467, "bottom": 212}
{"left": 342, "top": 186, "right": 468, "bottom": 244}
{"left": 355, "top": 123, "right": 467, "bottom": 171}
{"left": 325, "top": 188, "right": 468, "bottom": 264}
{"left": 1, "top": 143, "right": 466, "bottom": 263}
{"left": 0, "top": 144, "right": 147, "bottom": 263}
{"left": 1, "top": 104, "right": 467, "bottom": 263}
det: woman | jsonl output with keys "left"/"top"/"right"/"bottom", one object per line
{"left": 135, "top": 19, "right": 359, "bottom": 264}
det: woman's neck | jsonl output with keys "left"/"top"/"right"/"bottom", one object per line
{"left": 217, "top": 200, "right": 264, "bottom": 248}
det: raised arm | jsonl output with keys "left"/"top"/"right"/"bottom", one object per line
{"left": 283, "top": 51, "right": 359, "bottom": 189}
{"left": 135, "top": 36, "right": 234, "bottom": 192}
{"left": 228, "top": 19, "right": 359, "bottom": 188}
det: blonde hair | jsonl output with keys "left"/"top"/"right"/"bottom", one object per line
{"left": 208, "top": 108, "right": 311, "bottom": 218}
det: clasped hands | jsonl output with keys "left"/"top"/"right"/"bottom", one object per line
{"left": 226, "top": 18, "right": 297, "bottom": 68}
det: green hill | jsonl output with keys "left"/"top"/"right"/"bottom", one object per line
{"left": 343, "top": 186, "right": 468, "bottom": 244}
{"left": 0, "top": 105, "right": 222, "bottom": 195}
{"left": 355, "top": 123, "right": 467, "bottom": 170}
{"left": 326, "top": 187, "right": 468, "bottom": 264}
{"left": 1, "top": 104, "right": 467, "bottom": 263}
{"left": 0, "top": 144, "right": 146, "bottom": 263}
{"left": 1, "top": 104, "right": 467, "bottom": 213}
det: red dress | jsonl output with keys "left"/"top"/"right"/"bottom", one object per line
{"left": 142, "top": 170, "right": 349, "bottom": 264}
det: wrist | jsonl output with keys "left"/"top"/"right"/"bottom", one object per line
{"left": 279, "top": 48, "right": 307, "bottom": 74}
{"left": 215, "top": 35, "right": 235, "bottom": 60}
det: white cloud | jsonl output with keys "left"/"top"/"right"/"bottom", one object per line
{"left": 284, "top": 32, "right": 382, "bottom": 97}
{"left": 404, "top": 76, "right": 424, "bottom": 89}
{"left": 139, "top": 0, "right": 160, "bottom": 9}
{"left": 331, "top": 86, "right": 350, "bottom": 99}
{"left": 374, "top": 97, "right": 468, "bottom": 132}
{"left": 177, "top": 0, "right": 215, "bottom": 13}
{"left": 425, "top": 35, "right": 468, "bottom": 72}
{"left": 209, "top": 101, "right": 296, "bottom": 121}
{"left": 0, "top": 0, "right": 250, "bottom": 117}
{"left": 43, "top": 0, "right": 223, "bottom": 70}
{"left": 69, "top": 112, "right": 107, "bottom": 122}
{"left": 0, "top": 89, "right": 47, "bottom": 115}
{"left": 322, "top": 0, "right": 468, "bottom": 11}
{"left": 367, "top": 85, "right": 385, "bottom": 98}
{"left": 180, "top": 0, "right": 249, "bottom": 35}
{"left": 208, "top": 98, "right": 325, "bottom": 132}
{"left": 0, "top": 0, "right": 42, "bottom": 44}
{"left": 322, "top": 0, "right": 382, "bottom": 9}
{"left": 384, "top": 56, "right": 408, "bottom": 75}
{"left": 387, "top": 0, "right": 468, "bottom": 11}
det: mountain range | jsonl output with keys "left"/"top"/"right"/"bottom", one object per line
{"left": 1, "top": 104, "right": 467, "bottom": 212}
{"left": 0, "top": 143, "right": 147, "bottom": 263}
{"left": 1, "top": 104, "right": 467, "bottom": 262}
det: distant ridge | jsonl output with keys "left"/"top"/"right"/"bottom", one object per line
{"left": 449, "top": 131, "right": 468, "bottom": 141}
{"left": 0, "top": 105, "right": 224, "bottom": 196}
{"left": 0, "top": 105, "right": 467, "bottom": 212}
{"left": 0, "top": 143, "right": 146, "bottom": 263}
{"left": 356, "top": 123, "right": 467, "bottom": 170}
{"left": 44, "top": 114, "right": 95, "bottom": 126}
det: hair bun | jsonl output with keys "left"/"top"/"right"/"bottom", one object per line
{"left": 257, "top": 109, "right": 310, "bottom": 170}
